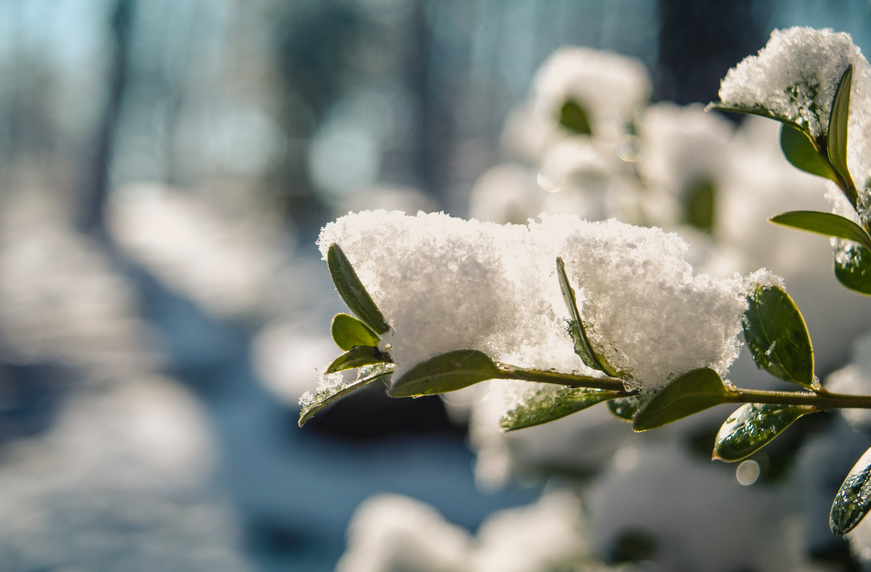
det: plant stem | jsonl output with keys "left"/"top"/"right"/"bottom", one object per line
{"left": 497, "top": 364, "right": 632, "bottom": 394}
{"left": 730, "top": 387, "right": 871, "bottom": 409}
{"left": 499, "top": 363, "right": 871, "bottom": 410}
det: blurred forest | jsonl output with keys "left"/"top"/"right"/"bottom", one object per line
{"left": 1, "top": 1, "right": 870, "bottom": 571}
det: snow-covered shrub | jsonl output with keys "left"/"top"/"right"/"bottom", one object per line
{"left": 303, "top": 26, "right": 871, "bottom": 548}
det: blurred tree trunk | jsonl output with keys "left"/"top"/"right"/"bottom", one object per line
{"left": 77, "top": 0, "right": 134, "bottom": 236}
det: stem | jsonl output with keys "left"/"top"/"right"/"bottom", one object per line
{"left": 498, "top": 362, "right": 871, "bottom": 410}
{"left": 497, "top": 364, "right": 632, "bottom": 394}
{"left": 730, "top": 387, "right": 871, "bottom": 410}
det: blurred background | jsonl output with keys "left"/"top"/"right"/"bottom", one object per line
{"left": 3, "top": 1, "right": 871, "bottom": 571}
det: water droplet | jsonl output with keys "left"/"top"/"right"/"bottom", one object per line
{"left": 736, "top": 460, "right": 760, "bottom": 486}
{"left": 618, "top": 135, "right": 640, "bottom": 162}
{"left": 537, "top": 172, "right": 562, "bottom": 194}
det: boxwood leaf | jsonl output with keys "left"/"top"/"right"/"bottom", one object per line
{"left": 742, "top": 283, "right": 815, "bottom": 388}
{"left": 607, "top": 395, "right": 646, "bottom": 422}
{"left": 779, "top": 125, "right": 838, "bottom": 182}
{"left": 388, "top": 350, "right": 502, "bottom": 397}
{"left": 713, "top": 403, "right": 815, "bottom": 462}
{"left": 706, "top": 102, "right": 808, "bottom": 134}
{"left": 828, "top": 65, "right": 856, "bottom": 192}
{"left": 500, "top": 387, "right": 621, "bottom": 432}
{"left": 835, "top": 241, "right": 871, "bottom": 295}
{"left": 770, "top": 211, "right": 871, "bottom": 252}
{"left": 325, "top": 345, "right": 389, "bottom": 374}
{"left": 298, "top": 363, "right": 394, "bottom": 427}
{"left": 556, "top": 257, "right": 620, "bottom": 376}
{"left": 327, "top": 244, "right": 391, "bottom": 335}
{"left": 331, "top": 313, "right": 381, "bottom": 351}
{"left": 632, "top": 368, "right": 732, "bottom": 432}
{"left": 831, "top": 446, "right": 871, "bottom": 535}
{"left": 559, "top": 99, "right": 593, "bottom": 135}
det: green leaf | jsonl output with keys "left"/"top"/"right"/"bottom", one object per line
{"left": 706, "top": 102, "right": 807, "bottom": 134}
{"left": 326, "top": 346, "right": 389, "bottom": 374}
{"left": 684, "top": 179, "right": 716, "bottom": 234}
{"left": 327, "top": 244, "right": 390, "bottom": 335}
{"left": 828, "top": 65, "right": 856, "bottom": 191}
{"left": 831, "top": 446, "right": 871, "bottom": 535}
{"left": 331, "top": 313, "right": 381, "bottom": 351}
{"left": 770, "top": 211, "right": 871, "bottom": 252}
{"left": 556, "top": 257, "right": 619, "bottom": 376}
{"left": 742, "top": 283, "right": 815, "bottom": 388}
{"left": 835, "top": 241, "right": 871, "bottom": 295}
{"left": 387, "top": 350, "right": 502, "bottom": 397}
{"left": 713, "top": 403, "right": 815, "bottom": 462}
{"left": 632, "top": 368, "right": 732, "bottom": 432}
{"left": 558, "top": 99, "right": 593, "bottom": 135}
{"left": 607, "top": 395, "right": 645, "bottom": 422}
{"left": 500, "top": 387, "right": 621, "bottom": 431}
{"left": 298, "top": 364, "right": 394, "bottom": 427}
{"left": 779, "top": 125, "right": 838, "bottom": 182}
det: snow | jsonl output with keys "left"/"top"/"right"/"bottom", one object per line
{"left": 718, "top": 27, "right": 871, "bottom": 191}
{"left": 317, "top": 211, "right": 750, "bottom": 393}
{"left": 531, "top": 47, "right": 651, "bottom": 143}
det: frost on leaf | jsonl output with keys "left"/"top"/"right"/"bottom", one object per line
{"left": 298, "top": 364, "right": 393, "bottom": 426}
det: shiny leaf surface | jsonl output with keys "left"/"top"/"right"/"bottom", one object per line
{"left": 388, "top": 350, "right": 502, "bottom": 397}
{"left": 779, "top": 125, "right": 838, "bottom": 181}
{"left": 327, "top": 244, "right": 391, "bottom": 334}
{"left": 325, "top": 346, "right": 389, "bottom": 374}
{"left": 607, "top": 395, "right": 645, "bottom": 422}
{"left": 831, "top": 446, "right": 871, "bottom": 535}
{"left": 835, "top": 241, "right": 871, "bottom": 295}
{"left": 633, "top": 368, "right": 732, "bottom": 431}
{"left": 828, "top": 65, "right": 856, "bottom": 191}
{"left": 298, "top": 364, "right": 394, "bottom": 427}
{"left": 331, "top": 313, "right": 381, "bottom": 351}
{"left": 500, "top": 387, "right": 621, "bottom": 432}
{"left": 742, "top": 284, "right": 815, "bottom": 388}
{"left": 556, "top": 257, "right": 617, "bottom": 375}
{"left": 713, "top": 403, "right": 815, "bottom": 462}
{"left": 770, "top": 211, "right": 871, "bottom": 252}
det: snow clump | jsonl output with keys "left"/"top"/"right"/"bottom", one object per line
{"left": 717, "top": 27, "right": 871, "bottom": 186}
{"left": 317, "top": 211, "right": 751, "bottom": 393}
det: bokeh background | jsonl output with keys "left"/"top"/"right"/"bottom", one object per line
{"left": 3, "top": 1, "right": 871, "bottom": 571}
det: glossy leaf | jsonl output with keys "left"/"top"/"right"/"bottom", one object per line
{"left": 500, "top": 387, "right": 621, "bottom": 432}
{"left": 559, "top": 99, "right": 592, "bottom": 135}
{"left": 831, "top": 446, "right": 871, "bottom": 535}
{"left": 607, "top": 395, "right": 645, "bottom": 422}
{"left": 713, "top": 403, "right": 815, "bottom": 462}
{"left": 298, "top": 364, "right": 394, "bottom": 427}
{"left": 779, "top": 125, "right": 838, "bottom": 182}
{"left": 331, "top": 313, "right": 381, "bottom": 351}
{"left": 327, "top": 244, "right": 391, "bottom": 335}
{"left": 632, "top": 368, "right": 732, "bottom": 432}
{"left": 325, "top": 346, "right": 389, "bottom": 374}
{"left": 388, "top": 350, "right": 502, "bottom": 397}
{"left": 556, "top": 258, "right": 620, "bottom": 376}
{"left": 835, "top": 241, "right": 871, "bottom": 295}
{"left": 828, "top": 65, "right": 856, "bottom": 191}
{"left": 769, "top": 211, "right": 871, "bottom": 252}
{"left": 742, "top": 284, "right": 815, "bottom": 388}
